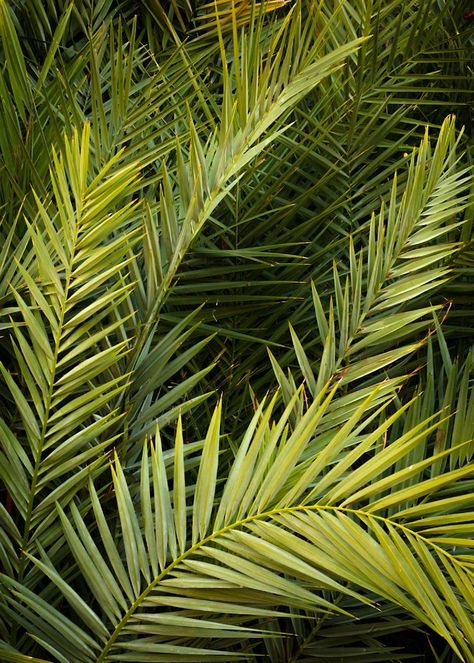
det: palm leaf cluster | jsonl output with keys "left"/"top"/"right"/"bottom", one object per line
{"left": 0, "top": 0, "right": 473, "bottom": 661}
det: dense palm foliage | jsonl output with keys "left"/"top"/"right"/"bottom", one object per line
{"left": 0, "top": 0, "right": 473, "bottom": 660}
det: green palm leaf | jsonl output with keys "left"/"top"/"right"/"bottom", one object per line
{"left": 3, "top": 376, "right": 473, "bottom": 660}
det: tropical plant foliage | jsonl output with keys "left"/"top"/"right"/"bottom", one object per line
{"left": 0, "top": 0, "right": 473, "bottom": 661}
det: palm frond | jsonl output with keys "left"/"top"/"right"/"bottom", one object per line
{"left": 0, "top": 124, "right": 141, "bottom": 567}
{"left": 269, "top": 117, "right": 471, "bottom": 404}
{"left": 3, "top": 377, "right": 473, "bottom": 660}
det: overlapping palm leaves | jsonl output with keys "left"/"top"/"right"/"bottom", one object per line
{"left": 0, "top": 0, "right": 473, "bottom": 661}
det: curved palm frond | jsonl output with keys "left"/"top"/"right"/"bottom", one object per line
{"left": 0, "top": 124, "right": 141, "bottom": 568}
{"left": 271, "top": 116, "right": 471, "bottom": 401}
{"left": 2, "top": 375, "right": 473, "bottom": 661}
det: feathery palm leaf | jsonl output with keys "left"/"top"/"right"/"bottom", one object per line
{"left": 270, "top": 117, "right": 472, "bottom": 401}
{"left": 2, "top": 378, "right": 473, "bottom": 661}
